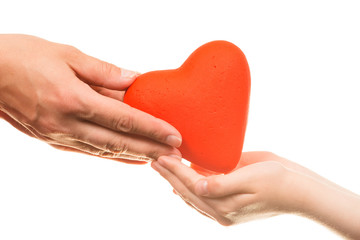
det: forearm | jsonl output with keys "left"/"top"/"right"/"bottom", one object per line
{"left": 292, "top": 171, "right": 360, "bottom": 239}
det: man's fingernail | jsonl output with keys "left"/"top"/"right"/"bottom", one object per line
{"left": 121, "top": 68, "right": 140, "bottom": 81}
{"left": 166, "top": 135, "right": 182, "bottom": 148}
{"left": 196, "top": 180, "right": 208, "bottom": 196}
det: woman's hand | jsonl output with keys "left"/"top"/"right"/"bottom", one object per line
{"left": 0, "top": 34, "right": 182, "bottom": 163}
{"left": 152, "top": 152, "right": 360, "bottom": 239}
{"left": 152, "top": 152, "right": 297, "bottom": 225}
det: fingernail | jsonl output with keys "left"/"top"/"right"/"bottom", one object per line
{"left": 166, "top": 135, "right": 182, "bottom": 148}
{"left": 196, "top": 180, "right": 208, "bottom": 196}
{"left": 121, "top": 68, "right": 140, "bottom": 82}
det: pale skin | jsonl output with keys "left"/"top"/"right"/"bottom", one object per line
{"left": 152, "top": 152, "right": 360, "bottom": 239}
{"left": 0, "top": 34, "right": 182, "bottom": 163}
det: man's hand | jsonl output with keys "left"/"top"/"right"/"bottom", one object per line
{"left": 0, "top": 34, "right": 182, "bottom": 162}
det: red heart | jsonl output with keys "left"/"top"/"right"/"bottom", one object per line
{"left": 124, "top": 41, "right": 250, "bottom": 173}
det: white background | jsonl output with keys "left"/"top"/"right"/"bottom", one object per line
{"left": 1, "top": 0, "right": 359, "bottom": 239}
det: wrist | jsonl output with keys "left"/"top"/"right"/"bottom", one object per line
{"left": 288, "top": 170, "right": 360, "bottom": 239}
{"left": 277, "top": 169, "right": 311, "bottom": 213}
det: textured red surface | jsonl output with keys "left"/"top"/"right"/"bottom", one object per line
{"left": 124, "top": 41, "right": 250, "bottom": 173}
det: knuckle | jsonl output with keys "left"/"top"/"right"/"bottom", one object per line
{"left": 103, "top": 141, "right": 116, "bottom": 152}
{"left": 33, "top": 116, "right": 59, "bottom": 135}
{"left": 146, "top": 150, "right": 161, "bottom": 160}
{"left": 104, "top": 139, "right": 129, "bottom": 153}
{"left": 207, "top": 176, "right": 223, "bottom": 195}
{"left": 61, "top": 44, "right": 82, "bottom": 59}
{"left": 149, "top": 146, "right": 175, "bottom": 160}
{"left": 96, "top": 150, "right": 113, "bottom": 158}
{"left": 100, "top": 61, "right": 117, "bottom": 80}
{"left": 214, "top": 205, "right": 233, "bottom": 217}
{"left": 147, "top": 126, "right": 164, "bottom": 141}
{"left": 183, "top": 178, "right": 196, "bottom": 191}
{"left": 146, "top": 119, "right": 167, "bottom": 141}
{"left": 63, "top": 44, "right": 80, "bottom": 54}
{"left": 59, "top": 95, "right": 82, "bottom": 114}
{"left": 112, "top": 115, "right": 134, "bottom": 132}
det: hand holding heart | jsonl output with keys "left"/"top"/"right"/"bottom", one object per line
{"left": 152, "top": 152, "right": 298, "bottom": 226}
{"left": 152, "top": 152, "right": 360, "bottom": 240}
{"left": 0, "top": 34, "right": 182, "bottom": 162}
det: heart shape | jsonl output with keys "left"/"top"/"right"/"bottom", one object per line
{"left": 124, "top": 41, "right": 250, "bottom": 173}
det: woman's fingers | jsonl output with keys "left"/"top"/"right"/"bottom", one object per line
{"left": 153, "top": 157, "right": 258, "bottom": 226}
{"left": 157, "top": 156, "right": 254, "bottom": 198}
{"left": 157, "top": 156, "right": 204, "bottom": 192}
{"left": 151, "top": 160, "right": 218, "bottom": 221}
{"left": 82, "top": 93, "right": 182, "bottom": 148}
{"left": 197, "top": 165, "right": 260, "bottom": 198}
